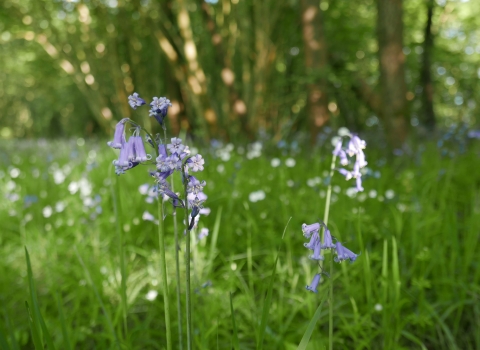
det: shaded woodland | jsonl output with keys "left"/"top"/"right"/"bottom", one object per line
{"left": 0, "top": 0, "right": 479, "bottom": 146}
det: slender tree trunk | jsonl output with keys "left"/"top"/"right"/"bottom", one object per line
{"left": 301, "top": 0, "right": 329, "bottom": 142}
{"left": 377, "top": 0, "right": 408, "bottom": 147}
{"left": 421, "top": 0, "right": 436, "bottom": 131}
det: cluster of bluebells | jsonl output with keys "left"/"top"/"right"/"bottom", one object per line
{"left": 108, "top": 92, "right": 208, "bottom": 230}
{"left": 154, "top": 137, "right": 208, "bottom": 230}
{"left": 332, "top": 129, "right": 368, "bottom": 192}
{"left": 108, "top": 120, "right": 152, "bottom": 175}
{"left": 302, "top": 221, "right": 359, "bottom": 293}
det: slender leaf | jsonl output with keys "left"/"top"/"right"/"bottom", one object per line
{"left": 229, "top": 293, "right": 240, "bottom": 350}
{"left": 74, "top": 246, "right": 121, "bottom": 350}
{"left": 297, "top": 293, "right": 328, "bottom": 350}
{"left": 24, "top": 248, "right": 44, "bottom": 350}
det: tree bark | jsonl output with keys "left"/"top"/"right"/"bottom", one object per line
{"left": 301, "top": 0, "right": 329, "bottom": 142}
{"left": 420, "top": 0, "right": 436, "bottom": 131}
{"left": 377, "top": 0, "right": 408, "bottom": 147}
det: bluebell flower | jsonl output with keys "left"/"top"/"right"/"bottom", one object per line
{"left": 156, "top": 154, "right": 170, "bottom": 172}
{"left": 149, "top": 97, "right": 172, "bottom": 125}
{"left": 151, "top": 169, "right": 174, "bottom": 182}
{"left": 126, "top": 136, "right": 136, "bottom": 161}
{"left": 133, "top": 136, "right": 150, "bottom": 162}
{"left": 347, "top": 134, "right": 366, "bottom": 156}
{"left": 332, "top": 139, "right": 343, "bottom": 156}
{"left": 158, "top": 144, "right": 168, "bottom": 159}
{"left": 334, "top": 242, "right": 359, "bottom": 263}
{"left": 302, "top": 222, "right": 320, "bottom": 238}
{"left": 355, "top": 177, "right": 364, "bottom": 192}
{"left": 157, "top": 179, "right": 184, "bottom": 205}
{"left": 168, "top": 156, "right": 182, "bottom": 171}
{"left": 337, "top": 168, "right": 353, "bottom": 180}
{"left": 167, "top": 137, "right": 185, "bottom": 155}
{"left": 306, "top": 274, "right": 321, "bottom": 293}
{"left": 187, "top": 154, "right": 205, "bottom": 172}
{"left": 187, "top": 176, "right": 206, "bottom": 194}
{"left": 304, "top": 231, "right": 319, "bottom": 250}
{"left": 356, "top": 149, "right": 368, "bottom": 168}
{"left": 338, "top": 150, "right": 349, "bottom": 166}
{"left": 107, "top": 118, "right": 128, "bottom": 149}
{"left": 309, "top": 240, "right": 324, "bottom": 261}
{"left": 187, "top": 192, "right": 207, "bottom": 229}
{"left": 321, "top": 228, "right": 335, "bottom": 249}
{"left": 114, "top": 138, "right": 134, "bottom": 167}
{"left": 128, "top": 93, "right": 146, "bottom": 110}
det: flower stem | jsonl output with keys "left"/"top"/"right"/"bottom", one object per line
{"left": 183, "top": 182, "right": 193, "bottom": 350}
{"left": 112, "top": 173, "right": 128, "bottom": 340}
{"left": 158, "top": 197, "right": 172, "bottom": 350}
{"left": 322, "top": 153, "right": 337, "bottom": 350}
{"left": 171, "top": 177, "right": 184, "bottom": 350}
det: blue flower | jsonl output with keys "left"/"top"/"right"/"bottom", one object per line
{"left": 309, "top": 240, "right": 324, "bottom": 261}
{"left": 187, "top": 154, "right": 205, "bottom": 172}
{"left": 306, "top": 274, "right": 322, "bottom": 293}
{"left": 107, "top": 118, "right": 128, "bottom": 149}
{"left": 302, "top": 222, "right": 320, "bottom": 238}
{"left": 149, "top": 97, "right": 172, "bottom": 125}
{"left": 321, "top": 228, "right": 335, "bottom": 249}
{"left": 334, "top": 242, "right": 359, "bottom": 263}
{"left": 113, "top": 137, "right": 134, "bottom": 168}
{"left": 187, "top": 176, "right": 206, "bottom": 195}
{"left": 167, "top": 137, "right": 185, "bottom": 155}
{"left": 128, "top": 93, "right": 146, "bottom": 110}
{"left": 133, "top": 136, "right": 150, "bottom": 162}
{"left": 304, "top": 231, "right": 319, "bottom": 250}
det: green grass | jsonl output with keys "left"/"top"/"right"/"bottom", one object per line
{"left": 0, "top": 138, "right": 479, "bottom": 349}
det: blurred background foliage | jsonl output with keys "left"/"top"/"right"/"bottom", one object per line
{"left": 0, "top": 0, "right": 479, "bottom": 143}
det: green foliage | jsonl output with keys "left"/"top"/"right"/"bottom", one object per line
{"left": 0, "top": 0, "right": 479, "bottom": 140}
{"left": 0, "top": 138, "right": 480, "bottom": 349}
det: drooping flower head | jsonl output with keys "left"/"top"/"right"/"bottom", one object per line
{"left": 149, "top": 97, "right": 172, "bottom": 125}
{"left": 334, "top": 242, "right": 359, "bottom": 263}
{"left": 128, "top": 92, "right": 146, "bottom": 110}
{"left": 302, "top": 222, "right": 320, "bottom": 238}
{"left": 332, "top": 129, "right": 368, "bottom": 192}
{"left": 306, "top": 274, "right": 322, "bottom": 293}
{"left": 107, "top": 118, "right": 129, "bottom": 149}
{"left": 321, "top": 228, "right": 336, "bottom": 249}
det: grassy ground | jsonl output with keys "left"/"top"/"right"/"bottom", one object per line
{"left": 0, "top": 137, "right": 479, "bottom": 349}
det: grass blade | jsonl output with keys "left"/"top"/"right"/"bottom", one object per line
{"left": 257, "top": 218, "right": 291, "bottom": 349}
{"left": 206, "top": 206, "right": 223, "bottom": 277}
{"left": 54, "top": 292, "right": 71, "bottom": 350}
{"left": 297, "top": 292, "right": 328, "bottom": 350}
{"left": 229, "top": 293, "right": 240, "bottom": 350}
{"left": 74, "top": 246, "right": 121, "bottom": 350}
{"left": 24, "top": 248, "right": 45, "bottom": 350}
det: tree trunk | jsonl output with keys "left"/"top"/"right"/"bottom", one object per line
{"left": 420, "top": 0, "right": 436, "bottom": 131}
{"left": 377, "top": 0, "right": 408, "bottom": 147}
{"left": 301, "top": 0, "right": 329, "bottom": 142}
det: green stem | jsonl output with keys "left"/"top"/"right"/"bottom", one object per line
{"left": 112, "top": 170, "right": 128, "bottom": 340}
{"left": 321, "top": 153, "right": 337, "bottom": 350}
{"left": 171, "top": 169, "right": 184, "bottom": 350}
{"left": 329, "top": 254, "right": 334, "bottom": 350}
{"left": 183, "top": 183, "right": 193, "bottom": 350}
{"left": 158, "top": 197, "right": 172, "bottom": 350}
